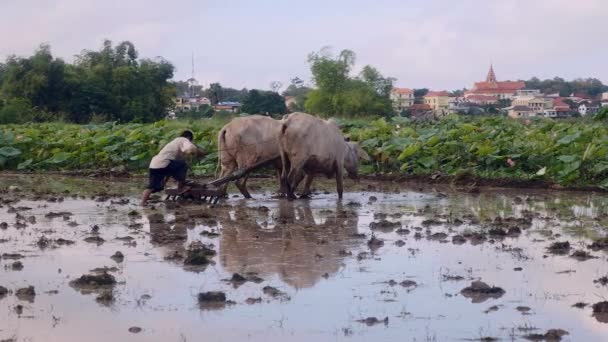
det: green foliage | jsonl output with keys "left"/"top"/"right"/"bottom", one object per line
{"left": 177, "top": 105, "right": 215, "bottom": 120}
{"left": 0, "top": 40, "right": 175, "bottom": 124}
{"left": 1, "top": 116, "right": 607, "bottom": 188}
{"left": 524, "top": 77, "right": 608, "bottom": 97}
{"left": 241, "top": 90, "right": 286, "bottom": 115}
{"left": 346, "top": 115, "right": 608, "bottom": 187}
{"left": 304, "top": 48, "right": 393, "bottom": 117}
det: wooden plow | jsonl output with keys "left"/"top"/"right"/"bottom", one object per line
{"left": 164, "top": 159, "right": 275, "bottom": 204}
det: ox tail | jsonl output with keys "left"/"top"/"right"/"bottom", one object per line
{"left": 216, "top": 128, "right": 227, "bottom": 178}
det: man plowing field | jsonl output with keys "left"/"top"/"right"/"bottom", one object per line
{"left": 140, "top": 130, "right": 205, "bottom": 205}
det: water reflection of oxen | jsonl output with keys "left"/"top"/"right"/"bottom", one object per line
{"left": 219, "top": 199, "right": 361, "bottom": 289}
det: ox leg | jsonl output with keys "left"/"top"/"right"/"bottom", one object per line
{"left": 218, "top": 162, "right": 237, "bottom": 196}
{"left": 299, "top": 174, "right": 315, "bottom": 199}
{"left": 275, "top": 169, "right": 287, "bottom": 197}
{"left": 235, "top": 174, "right": 253, "bottom": 199}
{"left": 336, "top": 169, "right": 344, "bottom": 200}
{"left": 286, "top": 167, "right": 303, "bottom": 201}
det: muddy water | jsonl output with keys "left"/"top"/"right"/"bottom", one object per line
{"left": 1, "top": 175, "right": 608, "bottom": 341}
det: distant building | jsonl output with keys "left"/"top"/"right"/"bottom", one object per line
{"left": 175, "top": 96, "right": 211, "bottom": 111}
{"left": 602, "top": 92, "right": 608, "bottom": 107}
{"left": 512, "top": 96, "right": 552, "bottom": 111}
{"left": 516, "top": 89, "right": 541, "bottom": 97}
{"left": 553, "top": 98, "right": 572, "bottom": 114}
{"left": 390, "top": 88, "right": 415, "bottom": 112}
{"left": 408, "top": 103, "right": 433, "bottom": 118}
{"left": 423, "top": 91, "right": 452, "bottom": 116}
{"left": 465, "top": 65, "right": 525, "bottom": 100}
{"left": 466, "top": 94, "right": 498, "bottom": 105}
{"left": 214, "top": 101, "right": 242, "bottom": 113}
{"left": 508, "top": 105, "right": 534, "bottom": 118}
{"left": 578, "top": 101, "right": 600, "bottom": 116}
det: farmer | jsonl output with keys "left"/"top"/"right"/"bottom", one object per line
{"left": 141, "top": 130, "right": 204, "bottom": 205}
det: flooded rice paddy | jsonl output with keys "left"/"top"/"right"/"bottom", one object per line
{"left": 1, "top": 174, "right": 608, "bottom": 341}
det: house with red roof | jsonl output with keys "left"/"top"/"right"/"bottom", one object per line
{"left": 423, "top": 91, "right": 453, "bottom": 116}
{"left": 390, "top": 87, "right": 414, "bottom": 112}
{"left": 408, "top": 103, "right": 433, "bottom": 118}
{"left": 465, "top": 65, "right": 525, "bottom": 100}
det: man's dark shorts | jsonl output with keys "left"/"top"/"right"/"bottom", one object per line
{"left": 147, "top": 160, "right": 188, "bottom": 193}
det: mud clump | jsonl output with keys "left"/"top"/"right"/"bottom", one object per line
{"left": 184, "top": 243, "right": 216, "bottom": 266}
{"left": 461, "top": 281, "right": 505, "bottom": 303}
{"left": 369, "top": 219, "right": 401, "bottom": 232}
{"left": 428, "top": 232, "right": 448, "bottom": 241}
{"left": 546, "top": 241, "right": 570, "bottom": 255}
{"left": 588, "top": 237, "right": 608, "bottom": 251}
{"left": 70, "top": 272, "right": 117, "bottom": 289}
{"left": 594, "top": 276, "right": 608, "bottom": 286}
{"left": 37, "top": 236, "right": 51, "bottom": 249}
{"left": 44, "top": 211, "right": 73, "bottom": 219}
{"left": 263, "top": 286, "right": 290, "bottom": 300}
{"left": 572, "top": 302, "right": 588, "bottom": 309}
{"left": 395, "top": 228, "right": 410, "bottom": 235}
{"left": 507, "top": 227, "right": 522, "bottom": 237}
{"left": 367, "top": 235, "right": 384, "bottom": 249}
{"left": 95, "top": 291, "right": 115, "bottom": 305}
{"left": 523, "top": 329, "right": 569, "bottom": 341}
{"left": 246, "top": 297, "right": 262, "bottom": 305}
{"left": 15, "top": 286, "right": 36, "bottom": 302}
{"left": 452, "top": 235, "right": 466, "bottom": 245}
{"left": 357, "top": 316, "right": 388, "bottom": 326}
{"left": 198, "top": 291, "right": 226, "bottom": 302}
{"left": 517, "top": 306, "right": 532, "bottom": 314}
{"left": 11, "top": 261, "right": 23, "bottom": 271}
{"left": 198, "top": 291, "right": 228, "bottom": 309}
{"left": 488, "top": 228, "right": 507, "bottom": 238}
{"left": 110, "top": 251, "right": 124, "bottom": 263}
{"left": 0, "top": 285, "right": 8, "bottom": 297}
{"left": 1, "top": 253, "right": 24, "bottom": 260}
{"left": 421, "top": 219, "right": 443, "bottom": 226}
{"left": 84, "top": 236, "right": 105, "bottom": 245}
{"left": 128, "top": 327, "right": 142, "bottom": 334}
{"left": 592, "top": 301, "right": 608, "bottom": 323}
{"left": 570, "top": 250, "right": 596, "bottom": 261}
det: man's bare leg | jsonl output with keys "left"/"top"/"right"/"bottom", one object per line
{"left": 141, "top": 189, "right": 153, "bottom": 205}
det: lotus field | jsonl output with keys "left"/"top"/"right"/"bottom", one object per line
{"left": 0, "top": 115, "right": 607, "bottom": 188}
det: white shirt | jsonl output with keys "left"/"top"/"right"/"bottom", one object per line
{"left": 149, "top": 137, "right": 198, "bottom": 169}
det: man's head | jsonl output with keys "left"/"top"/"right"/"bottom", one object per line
{"left": 181, "top": 130, "right": 194, "bottom": 141}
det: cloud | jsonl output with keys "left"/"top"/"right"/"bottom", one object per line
{"left": 1, "top": 0, "right": 607, "bottom": 90}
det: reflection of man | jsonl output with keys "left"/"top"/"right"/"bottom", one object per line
{"left": 141, "top": 130, "right": 205, "bottom": 205}
{"left": 144, "top": 209, "right": 188, "bottom": 258}
{"left": 219, "top": 200, "right": 361, "bottom": 289}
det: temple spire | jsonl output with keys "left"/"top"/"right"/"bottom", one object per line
{"left": 486, "top": 64, "right": 497, "bottom": 83}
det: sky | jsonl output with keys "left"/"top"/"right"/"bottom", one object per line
{"left": 1, "top": 0, "right": 607, "bottom": 91}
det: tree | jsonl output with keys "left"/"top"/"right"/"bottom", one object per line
{"left": 282, "top": 77, "right": 312, "bottom": 112}
{"left": 241, "top": 89, "right": 287, "bottom": 115}
{"left": 270, "top": 81, "right": 283, "bottom": 93}
{"left": 304, "top": 47, "right": 394, "bottom": 117}
{"left": 207, "top": 83, "right": 224, "bottom": 104}
{"left": 0, "top": 40, "right": 175, "bottom": 123}
{"left": 523, "top": 76, "right": 608, "bottom": 97}
{"left": 413, "top": 88, "right": 429, "bottom": 98}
